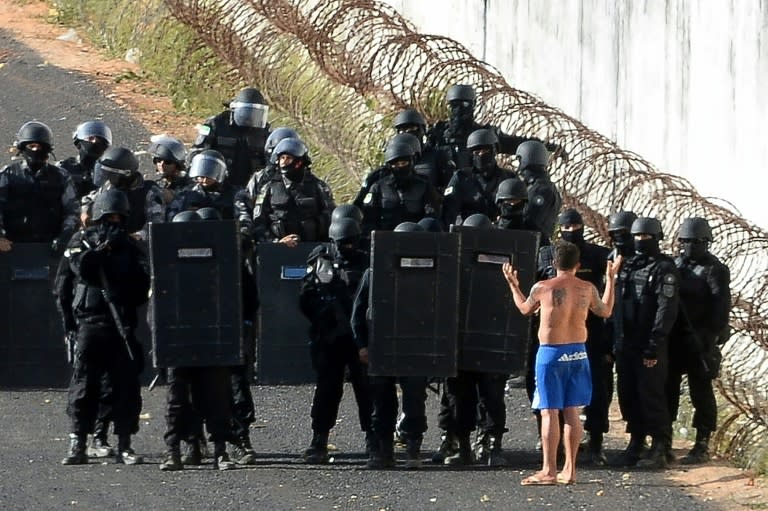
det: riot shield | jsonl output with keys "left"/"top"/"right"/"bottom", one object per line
{"left": 0, "top": 243, "right": 69, "bottom": 387}
{"left": 255, "top": 242, "right": 320, "bottom": 385}
{"left": 369, "top": 231, "right": 460, "bottom": 377}
{"left": 149, "top": 220, "right": 243, "bottom": 367}
{"left": 451, "top": 226, "right": 540, "bottom": 374}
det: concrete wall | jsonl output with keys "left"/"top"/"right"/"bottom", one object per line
{"left": 382, "top": 0, "right": 768, "bottom": 229}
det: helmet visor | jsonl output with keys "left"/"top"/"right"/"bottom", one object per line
{"left": 231, "top": 103, "right": 269, "bottom": 128}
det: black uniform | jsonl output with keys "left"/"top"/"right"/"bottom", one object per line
{"left": 520, "top": 168, "right": 561, "bottom": 241}
{"left": 166, "top": 182, "right": 238, "bottom": 221}
{"left": 615, "top": 253, "right": 679, "bottom": 461}
{"left": 299, "top": 243, "right": 372, "bottom": 445}
{"left": 667, "top": 252, "right": 730, "bottom": 441}
{"left": 0, "top": 160, "right": 79, "bottom": 245}
{"left": 360, "top": 174, "right": 440, "bottom": 234}
{"left": 252, "top": 173, "right": 335, "bottom": 243}
{"left": 441, "top": 166, "right": 516, "bottom": 226}
{"left": 192, "top": 110, "right": 270, "bottom": 188}
{"left": 54, "top": 223, "right": 150, "bottom": 450}
{"left": 351, "top": 268, "right": 429, "bottom": 466}
{"left": 427, "top": 121, "right": 528, "bottom": 171}
{"left": 59, "top": 157, "right": 98, "bottom": 200}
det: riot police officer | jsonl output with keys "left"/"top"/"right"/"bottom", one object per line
{"left": 158, "top": 211, "right": 236, "bottom": 472}
{"left": 667, "top": 217, "right": 731, "bottom": 464}
{"left": 81, "top": 147, "right": 165, "bottom": 241}
{"left": 608, "top": 210, "right": 638, "bottom": 259}
{"left": 59, "top": 120, "right": 113, "bottom": 199}
{"left": 54, "top": 189, "right": 150, "bottom": 465}
{"left": 252, "top": 138, "right": 335, "bottom": 245}
{"left": 442, "top": 128, "right": 517, "bottom": 227}
{"left": 147, "top": 135, "right": 191, "bottom": 205}
{"left": 191, "top": 86, "right": 271, "bottom": 188}
{"left": 393, "top": 109, "right": 455, "bottom": 194}
{"left": 0, "top": 121, "right": 79, "bottom": 253}
{"left": 493, "top": 177, "right": 532, "bottom": 230}
{"left": 245, "top": 126, "right": 300, "bottom": 199}
{"left": 359, "top": 141, "right": 440, "bottom": 234}
{"left": 426, "top": 84, "right": 532, "bottom": 171}
{"left": 516, "top": 140, "right": 561, "bottom": 241}
{"left": 351, "top": 221, "right": 430, "bottom": 469}
{"left": 615, "top": 217, "right": 679, "bottom": 469}
{"left": 299, "top": 215, "right": 373, "bottom": 464}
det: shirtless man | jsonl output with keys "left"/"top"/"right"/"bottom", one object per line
{"left": 503, "top": 240, "right": 621, "bottom": 485}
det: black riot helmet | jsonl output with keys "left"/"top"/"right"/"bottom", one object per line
{"left": 608, "top": 210, "right": 638, "bottom": 234}
{"left": 73, "top": 120, "right": 113, "bottom": 146}
{"left": 515, "top": 140, "right": 549, "bottom": 172}
{"left": 446, "top": 84, "right": 476, "bottom": 105}
{"left": 631, "top": 216, "right": 663, "bottom": 256}
{"left": 384, "top": 141, "right": 416, "bottom": 164}
{"left": 389, "top": 133, "right": 422, "bottom": 158}
{"left": 394, "top": 221, "right": 425, "bottom": 233}
{"left": 14, "top": 121, "right": 54, "bottom": 152}
{"left": 495, "top": 177, "right": 528, "bottom": 203}
{"left": 230, "top": 87, "right": 269, "bottom": 128}
{"left": 418, "top": 217, "right": 443, "bottom": 232}
{"left": 92, "top": 189, "right": 130, "bottom": 222}
{"left": 189, "top": 149, "right": 227, "bottom": 183}
{"left": 148, "top": 135, "right": 187, "bottom": 168}
{"left": 196, "top": 207, "right": 222, "bottom": 221}
{"left": 558, "top": 208, "right": 583, "bottom": 226}
{"left": 678, "top": 217, "right": 713, "bottom": 241}
{"left": 265, "top": 127, "right": 299, "bottom": 162}
{"left": 393, "top": 109, "right": 426, "bottom": 138}
{"left": 172, "top": 210, "right": 202, "bottom": 223}
{"left": 329, "top": 217, "right": 361, "bottom": 242}
{"left": 462, "top": 213, "right": 493, "bottom": 229}
{"left": 331, "top": 204, "right": 363, "bottom": 225}
{"left": 98, "top": 147, "right": 139, "bottom": 189}
{"left": 466, "top": 129, "right": 498, "bottom": 152}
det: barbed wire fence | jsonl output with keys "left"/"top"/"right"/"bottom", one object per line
{"left": 163, "top": 0, "right": 768, "bottom": 469}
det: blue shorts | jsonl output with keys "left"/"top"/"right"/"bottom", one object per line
{"left": 532, "top": 343, "right": 592, "bottom": 410}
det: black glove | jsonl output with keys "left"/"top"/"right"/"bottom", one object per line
{"left": 642, "top": 342, "right": 658, "bottom": 360}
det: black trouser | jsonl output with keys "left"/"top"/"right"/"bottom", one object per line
{"left": 436, "top": 381, "right": 454, "bottom": 432}
{"left": 67, "top": 323, "right": 141, "bottom": 437}
{"left": 93, "top": 372, "right": 112, "bottom": 438}
{"left": 309, "top": 335, "right": 372, "bottom": 434}
{"left": 583, "top": 352, "right": 614, "bottom": 435}
{"left": 369, "top": 376, "right": 428, "bottom": 441}
{"left": 666, "top": 355, "right": 717, "bottom": 435}
{"left": 164, "top": 366, "right": 232, "bottom": 448}
{"left": 616, "top": 346, "right": 671, "bottom": 442}
{"left": 230, "top": 364, "right": 255, "bottom": 441}
{"left": 445, "top": 371, "right": 507, "bottom": 436}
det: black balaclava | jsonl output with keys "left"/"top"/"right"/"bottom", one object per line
{"left": 473, "top": 149, "right": 497, "bottom": 178}
{"left": 680, "top": 239, "right": 708, "bottom": 262}
{"left": 635, "top": 236, "right": 661, "bottom": 257}
{"left": 610, "top": 230, "right": 635, "bottom": 257}
{"left": 498, "top": 201, "right": 526, "bottom": 229}
{"left": 22, "top": 145, "right": 49, "bottom": 171}
{"left": 78, "top": 139, "right": 109, "bottom": 168}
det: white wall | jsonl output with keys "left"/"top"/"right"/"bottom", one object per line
{"left": 383, "top": 0, "right": 768, "bottom": 229}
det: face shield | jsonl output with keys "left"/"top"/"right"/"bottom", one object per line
{"left": 230, "top": 102, "right": 269, "bottom": 128}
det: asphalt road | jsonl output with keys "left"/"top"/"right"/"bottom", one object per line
{"left": 0, "top": 28, "right": 716, "bottom": 511}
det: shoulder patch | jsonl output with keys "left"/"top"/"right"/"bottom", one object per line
{"left": 196, "top": 124, "right": 212, "bottom": 136}
{"left": 363, "top": 192, "right": 373, "bottom": 205}
{"left": 444, "top": 186, "right": 454, "bottom": 196}
{"left": 662, "top": 272, "right": 677, "bottom": 297}
{"left": 533, "top": 195, "right": 545, "bottom": 206}
{"left": 663, "top": 274, "right": 676, "bottom": 284}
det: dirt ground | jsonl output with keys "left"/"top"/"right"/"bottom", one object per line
{"left": 1, "top": 0, "right": 766, "bottom": 508}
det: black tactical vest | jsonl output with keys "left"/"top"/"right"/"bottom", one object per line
{"left": 2, "top": 162, "right": 68, "bottom": 242}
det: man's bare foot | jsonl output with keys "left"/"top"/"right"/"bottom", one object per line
{"left": 521, "top": 471, "right": 557, "bottom": 486}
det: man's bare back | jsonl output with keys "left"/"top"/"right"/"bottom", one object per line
{"left": 502, "top": 255, "right": 620, "bottom": 345}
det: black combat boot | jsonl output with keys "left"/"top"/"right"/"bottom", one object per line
{"left": 636, "top": 437, "right": 669, "bottom": 470}
{"left": 181, "top": 439, "right": 202, "bottom": 465}
{"left": 404, "top": 436, "right": 422, "bottom": 470}
{"left": 214, "top": 441, "right": 236, "bottom": 471}
{"left": 487, "top": 434, "right": 507, "bottom": 467}
{"left": 231, "top": 434, "right": 257, "bottom": 465}
{"left": 159, "top": 445, "right": 183, "bottom": 471}
{"left": 366, "top": 433, "right": 395, "bottom": 469}
{"left": 615, "top": 434, "right": 648, "bottom": 467}
{"left": 62, "top": 433, "right": 88, "bottom": 465}
{"left": 681, "top": 431, "right": 710, "bottom": 465}
{"left": 364, "top": 430, "right": 376, "bottom": 456}
{"left": 431, "top": 431, "right": 457, "bottom": 463}
{"left": 444, "top": 434, "right": 474, "bottom": 466}
{"left": 303, "top": 431, "right": 330, "bottom": 464}
{"left": 116, "top": 435, "right": 143, "bottom": 465}
{"left": 587, "top": 432, "right": 607, "bottom": 466}
{"left": 473, "top": 431, "right": 490, "bottom": 463}
{"left": 88, "top": 422, "right": 114, "bottom": 458}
